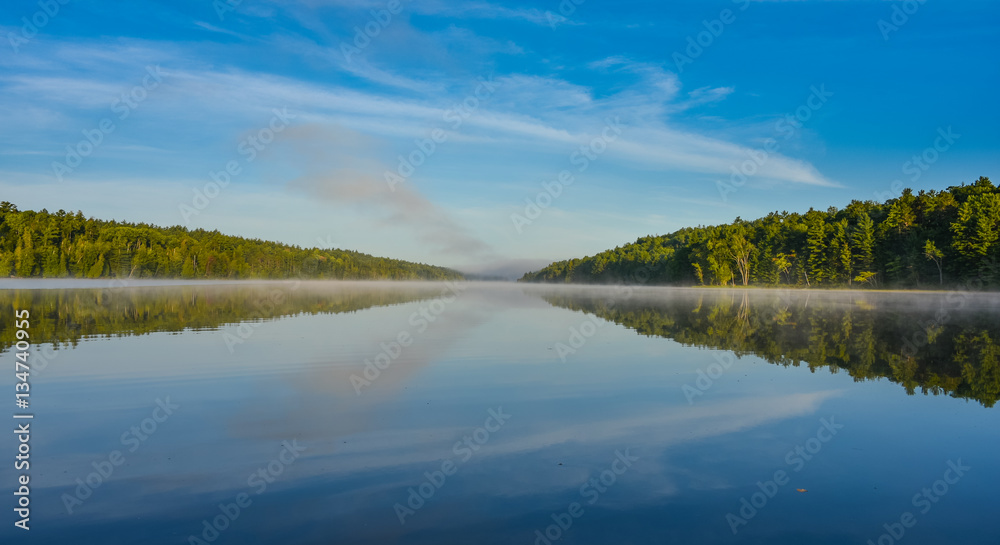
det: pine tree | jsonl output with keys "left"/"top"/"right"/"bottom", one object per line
{"left": 806, "top": 215, "right": 828, "bottom": 284}
{"left": 851, "top": 212, "right": 875, "bottom": 273}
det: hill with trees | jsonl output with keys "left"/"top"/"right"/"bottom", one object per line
{"left": 520, "top": 177, "right": 1000, "bottom": 288}
{"left": 0, "top": 203, "right": 461, "bottom": 281}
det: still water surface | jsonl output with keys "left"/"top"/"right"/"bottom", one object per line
{"left": 1, "top": 281, "right": 998, "bottom": 544}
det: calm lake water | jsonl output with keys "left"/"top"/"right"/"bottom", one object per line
{"left": 2, "top": 281, "right": 998, "bottom": 544}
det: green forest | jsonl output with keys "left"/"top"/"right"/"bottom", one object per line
{"left": 539, "top": 289, "right": 1000, "bottom": 408}
{"left": 521, "top": 177, "right": 1000, "bottom": 288}
{"left": 0, "top": 202, "right": 461, "bottom": 281}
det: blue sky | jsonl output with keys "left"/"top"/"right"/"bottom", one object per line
{"left": 1, "top": 0, "right": 997, "bottom": 275}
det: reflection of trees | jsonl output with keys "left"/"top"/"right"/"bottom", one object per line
{"left": 957, "top": 332, "right": 1000, "bottom": 407}
{"left": 0, "top": 284, "right": 438, "bottom": 352}
{"left": 541, "top": 290, "right": 1000, "bottom": 408}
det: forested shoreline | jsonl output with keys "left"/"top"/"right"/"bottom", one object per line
{"left": 521, "top": 177, "right": 1000, "bottom": 288}
{"left": 0, "top": 203, "right": 462, "bottom": 281}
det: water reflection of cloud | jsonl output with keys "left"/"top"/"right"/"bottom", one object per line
{"left": 225, "top": 285, "right": 530, "bottom": 443}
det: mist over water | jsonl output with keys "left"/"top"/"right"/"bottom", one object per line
{"left": 2, "top": 281, "right": 998, "bottom": 544}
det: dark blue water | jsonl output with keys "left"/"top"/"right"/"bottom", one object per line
{"left": 2, "top": 282, "right": 998, "bottom": 544}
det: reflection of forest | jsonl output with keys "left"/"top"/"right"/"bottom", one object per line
{"left": 0, "top": 283, "right": 440, "bottom": 352}
{"left": 541, "top": 289, "right": 1000, "bottom": 408}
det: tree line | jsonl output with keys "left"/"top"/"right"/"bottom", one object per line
{"left": 520, "top": 177, "right": 1000, "bottom": 288}
{"left": 0, "top": 203, "right": 462, "bottom": 281}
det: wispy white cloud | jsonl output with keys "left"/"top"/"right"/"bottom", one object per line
{"left": 293, "top": 0, "right": 559, "bottom": 25}
{"left": 2, "top": 40, "right": 838, "bottom": 185}
{"left": 193, "top": 20, "right": 252, "bottom": 40}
